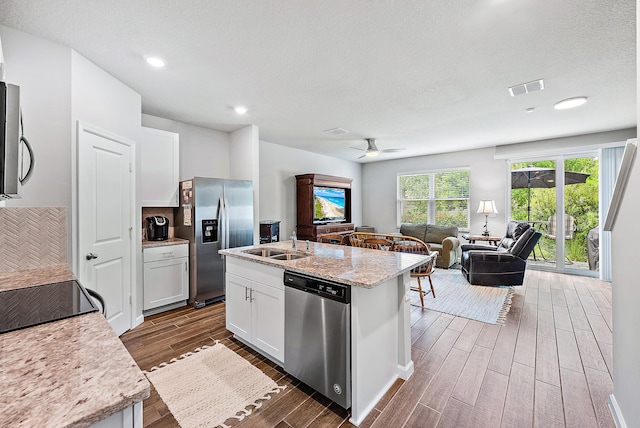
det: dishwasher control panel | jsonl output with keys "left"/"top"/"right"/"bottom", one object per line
{"left": 284, "top": 271, "right": 350, "bottom": 303}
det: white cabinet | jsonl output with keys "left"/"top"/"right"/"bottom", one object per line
{"left": 141, "top": 126, "right": 179, "bottom": 207}
{"left": 143, "top": 244, "right": 189, "bottom": 311}
{"left": 225, "top": 258, "right": 284, "bottom": 363}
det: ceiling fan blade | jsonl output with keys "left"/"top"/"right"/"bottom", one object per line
{"left": 357, "top": 154, "right": 366, "bottom": 159}
{"left": 351, "top": 146, "right": 366, "bottom": 151}
{"left": 381, "top": 148, "right": 406, "bottom": 153}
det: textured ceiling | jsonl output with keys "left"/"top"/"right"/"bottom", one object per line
{"left": 0, "top": 1, "right": 636, "bottom": 162}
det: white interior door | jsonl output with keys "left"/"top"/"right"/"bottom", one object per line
{"left": 77, "top": 122, "right": 134, "bottom": 336}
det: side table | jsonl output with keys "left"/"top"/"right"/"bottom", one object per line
{"left": 462, "top": 234, "right": 502, "bottom": 246}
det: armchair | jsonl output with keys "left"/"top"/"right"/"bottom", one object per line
{"left": 400, "top": 223, "right": 460, "bottom": 268}
{"left": 460, "top": 221, "right": 541, "bottom": 286}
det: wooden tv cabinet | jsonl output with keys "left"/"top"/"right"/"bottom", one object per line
{"left": 295, "top": 173, "right": 354, "bottom": 241}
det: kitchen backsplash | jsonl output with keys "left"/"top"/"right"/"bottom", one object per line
{"left": 0, "top": 207, "right": 66, "bottom": 273}
{"left": 142, "top": 207, "right": 176, "bottom": 239}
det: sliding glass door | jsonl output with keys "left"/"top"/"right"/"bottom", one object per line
{"left": 509, "top": 153, "right": 599, "bottom": 275}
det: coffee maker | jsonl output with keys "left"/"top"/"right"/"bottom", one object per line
{"left": 145, "top": 216, "right": 169, "bottom": 241}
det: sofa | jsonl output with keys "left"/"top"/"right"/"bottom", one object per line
{"left": 400, "top": 223, "right": 460, "bottom": 268}
{"left": 460, "top": 221, "right": 541, "bottom": 286}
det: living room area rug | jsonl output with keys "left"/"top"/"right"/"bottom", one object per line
{"left": 412, "top": 268, "right": 514, "bottom": 324}
{"left": 144, "top": 341, "right": 286, "bottom": 428}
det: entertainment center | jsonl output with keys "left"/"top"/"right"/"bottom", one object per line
{"left": 295, "top": 173, "right": 354, "bottom": 241}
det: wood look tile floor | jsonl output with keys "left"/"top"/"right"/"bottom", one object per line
{"left": 120, "top": 269, "right": 615, "bottom": 428}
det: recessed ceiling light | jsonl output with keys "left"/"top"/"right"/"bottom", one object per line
{"left": 145, "top": 56, "right": 166, "bottom": 68}
{"left": 234, "top": 106, "right": 248, "bottom": 114}
{"left": 554, "top": 97, "right": 587, "bottom": 110}
{"left": 525, "top": 107, "right": 535, "bottom": 113}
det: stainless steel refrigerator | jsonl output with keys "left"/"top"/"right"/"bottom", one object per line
{"left": 175, "top": 177, "right": 254, "bottom": 308}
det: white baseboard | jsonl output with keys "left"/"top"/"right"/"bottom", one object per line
{"left": 349, "top": 375, "right": 399, "bottom": 427}
{"left": 397, "top": 359, "right": 415, "bottom": 380}
{"left": 609, "top": 394, "right": 628, "bottom": 428}
{"left": 133, "top": 314, "right": 144, "bottom": 329}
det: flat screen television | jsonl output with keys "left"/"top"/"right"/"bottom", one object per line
{"left": 313, "top": 186, "right": 346, "bottom": 224}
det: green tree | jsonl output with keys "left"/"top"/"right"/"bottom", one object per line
{"left": 510, "top": 158, "right": 598, "bottom": 262}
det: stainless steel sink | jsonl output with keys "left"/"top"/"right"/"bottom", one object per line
{"left": 269, "top": 253, "right": 309, "bottom": 261}
{"left": 241, "top": 248, "right": 309, "bottom": 261}
{"left": 242, "top": 248, "right": 287, "bottom": 257}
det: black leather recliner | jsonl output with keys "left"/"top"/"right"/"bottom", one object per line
{"left": 461, "top": 221, "right": 541, "bottom": 286}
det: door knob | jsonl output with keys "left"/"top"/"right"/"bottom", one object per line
{"left": 85, "top": 253, "right": 98, "bottom": 260}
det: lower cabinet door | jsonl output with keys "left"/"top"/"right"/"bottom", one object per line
{"left": 143, "top": 257, "right": 189, "bottom": 310}
{"left": 225, "top": 273, "right": 252, "bottom": 342}
{"left": 252, "top": 281, "right": 284, "bottom": 362}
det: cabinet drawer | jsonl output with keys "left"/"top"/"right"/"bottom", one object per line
{"left": 226, "top": 257, "right": 284, "bottom": 290}
{"left": 143, "top": 244, "right": 189, "bottom": 262}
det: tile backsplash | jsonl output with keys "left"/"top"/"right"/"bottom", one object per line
{"left": 0, "top": 207, "right": 67, "bottom": 273}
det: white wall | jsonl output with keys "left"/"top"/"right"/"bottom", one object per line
{"left": 0, "top": 25, "right": 72, "bottom": 209}
{"left": 0, "top": 25, "right": 146, "bottom": 322}
{"left": 608, "top": 5, "right": 640, "bottom": 425}
{"left": 495, "top": 128, "right": 636, "bottom": 159}
{"left": 610, "top": 146, "right": 640, "bottom": 426}
{"left": 230, "top": 125, "right": 260, "bottom": 243}
{"left": 259, "top": 141, "right": 362, "bottom": 241}
{"left": 142, "top": 113, "right": 230, "bottom": 180}
{"left": 71, "top": 51, "right": 143, "bottom": 319}
{"left": 362, "top": 147, "right": 506, "bottom": 235}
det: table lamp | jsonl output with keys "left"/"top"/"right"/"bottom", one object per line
{"left": 477, "top": 200, "right": 498, "bottom": 236}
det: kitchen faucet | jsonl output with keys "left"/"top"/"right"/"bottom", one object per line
{"left": 291, "top": 231, "right": 297, "bottom": 250}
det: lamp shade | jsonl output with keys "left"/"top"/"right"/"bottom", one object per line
{"left": 477, "top": 200, "right": 498, "bottom": 215}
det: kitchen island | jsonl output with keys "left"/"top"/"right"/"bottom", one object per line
{"left": 220, "top": 240, "right": 429, "bottom": 426}
{"left": 0, "top": 265, "right": 150, "bottom": 427}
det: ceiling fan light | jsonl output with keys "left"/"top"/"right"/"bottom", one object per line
{"left": 365, "top": 150, "right": 379, "bottom": 157}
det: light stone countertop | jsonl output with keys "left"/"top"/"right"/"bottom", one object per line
{"left": 220, "top": 240, "right": 429, "bottom": 288}
{"left": 0, "top": 265, "right": 150, "bottom": 427}
{"left": 142, "top": 237, "right": 190, "bottom": 248}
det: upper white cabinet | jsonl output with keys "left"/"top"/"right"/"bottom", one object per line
{"left": 141, "top": 126, "right": 179, "bottom": 207}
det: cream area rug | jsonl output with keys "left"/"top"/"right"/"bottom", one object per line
{"left": 144, "top": 341, "right": 286, "bottom": 428}
{"left": 412, "top": 268, "right": 514, "bottom": 324}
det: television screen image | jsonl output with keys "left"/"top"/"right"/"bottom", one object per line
{"left": 313, "top": 186, "right": 346, "bottom": 223}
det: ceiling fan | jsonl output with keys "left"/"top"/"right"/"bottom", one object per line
{"left": 351, "top": 138, "right": 405, "bottom": 159}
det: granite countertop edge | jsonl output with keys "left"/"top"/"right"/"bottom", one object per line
{"left": 220, "top": 241, "right": 429, "bottom": 288}
{"left": 0, "top": 265, "right": 150, "bottom": 427}
{"left": 142, "top": 237, "right": 190, "bottom": 248}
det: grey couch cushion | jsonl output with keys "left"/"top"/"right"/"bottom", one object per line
{"left": 400, "top": 223, "right": 427, "bottom": 241}
{"left": 424, "top": 225, "right": 458, "bottom": 244}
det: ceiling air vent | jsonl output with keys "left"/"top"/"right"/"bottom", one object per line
{"left": 508, "top": 79, "right": 544, "bottom": 97}
{"left": 324, "top": 127, "right": 349, "bottom": 135}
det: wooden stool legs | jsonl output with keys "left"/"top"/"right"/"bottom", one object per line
{"left": 413, "top": 276, "right": 436, "bottom": 308}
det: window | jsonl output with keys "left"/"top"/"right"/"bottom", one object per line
{"left": 397, "top": 169, "right": 470, "bottom": 229}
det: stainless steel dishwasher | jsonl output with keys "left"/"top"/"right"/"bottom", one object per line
{"left": 284, "top": 271, "right": 351, "bottom": 409}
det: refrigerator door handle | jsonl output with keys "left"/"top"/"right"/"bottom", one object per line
{"left": 223, "top": 196, "right": 230, "bottom": 250}
{"left": 218, "top": 197, "right": 227, "bottom": 251}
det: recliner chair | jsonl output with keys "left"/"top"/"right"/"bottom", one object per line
{"left": 461, "top": 221, "right": 541, "bottom": 286}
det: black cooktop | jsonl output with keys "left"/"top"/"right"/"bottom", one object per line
{"left": 0, "top": 280, "right": 98, "bottom": 334}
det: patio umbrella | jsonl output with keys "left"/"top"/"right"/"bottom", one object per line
{"left": 511, "top": 165, "right": 590, "bottom": 222}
